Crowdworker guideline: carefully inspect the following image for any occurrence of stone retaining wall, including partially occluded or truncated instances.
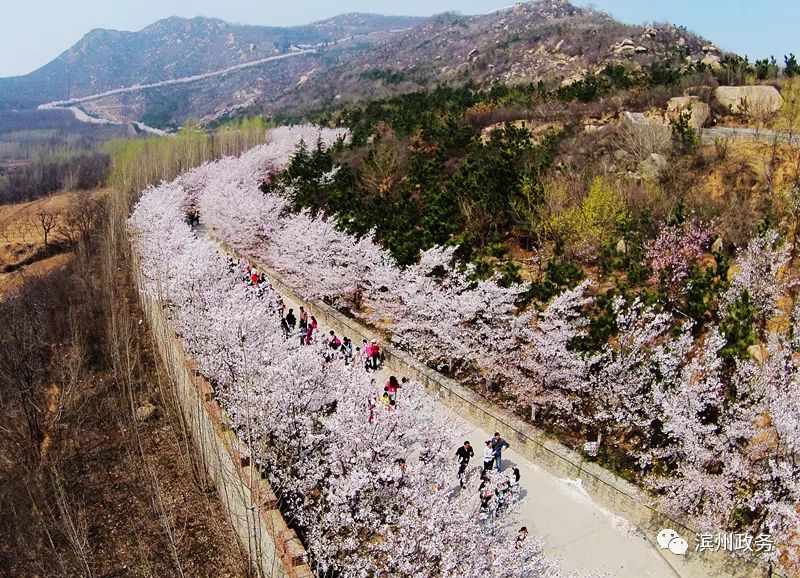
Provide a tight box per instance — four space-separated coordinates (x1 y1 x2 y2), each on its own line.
133 252 312 578
231 239 780 578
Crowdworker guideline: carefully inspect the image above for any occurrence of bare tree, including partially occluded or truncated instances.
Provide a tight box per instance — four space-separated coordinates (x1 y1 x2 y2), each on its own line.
37 209 58 251
59 196 105 248
611 121 671 162
777 83 800 186
741 94 775 141
50 467 93 577
0 289 48 449
510 173 544 250
458 198 495 248
359 144 401 196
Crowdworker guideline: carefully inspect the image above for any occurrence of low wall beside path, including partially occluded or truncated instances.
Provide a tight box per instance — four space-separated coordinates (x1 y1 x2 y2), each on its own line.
216 233 782 578
132 249 313 578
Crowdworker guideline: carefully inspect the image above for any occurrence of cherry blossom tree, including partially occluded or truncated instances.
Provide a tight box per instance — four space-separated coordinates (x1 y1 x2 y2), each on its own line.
721 229 789 327
646 218 711 289
129 174 592 577
131 125 800 574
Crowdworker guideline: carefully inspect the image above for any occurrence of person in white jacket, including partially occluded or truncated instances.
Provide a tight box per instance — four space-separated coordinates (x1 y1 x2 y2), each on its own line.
483 440 495 472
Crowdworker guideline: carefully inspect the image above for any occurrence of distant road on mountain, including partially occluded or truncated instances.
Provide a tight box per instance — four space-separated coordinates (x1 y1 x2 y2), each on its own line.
1 1 716 129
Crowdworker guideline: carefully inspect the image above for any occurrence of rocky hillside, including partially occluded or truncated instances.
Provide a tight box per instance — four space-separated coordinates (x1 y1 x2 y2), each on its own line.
0 1 717 126
269 1 717 115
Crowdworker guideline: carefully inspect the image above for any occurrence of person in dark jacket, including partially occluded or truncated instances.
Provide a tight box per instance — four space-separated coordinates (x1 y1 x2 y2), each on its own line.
285 308 296 330
492 431 510 471
455 441 474 488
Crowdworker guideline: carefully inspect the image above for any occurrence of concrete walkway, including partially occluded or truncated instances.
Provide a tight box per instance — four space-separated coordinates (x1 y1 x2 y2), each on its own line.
452 423 677 577
205 231 681 578
623 110 800 147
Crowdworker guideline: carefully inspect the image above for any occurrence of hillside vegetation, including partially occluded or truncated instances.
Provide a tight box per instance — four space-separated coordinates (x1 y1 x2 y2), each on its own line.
258 59 800 574
4 1 800 575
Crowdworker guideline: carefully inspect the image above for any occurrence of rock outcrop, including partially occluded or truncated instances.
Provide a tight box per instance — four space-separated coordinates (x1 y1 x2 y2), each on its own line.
714 85 784 115
701 54 722 70
667 95 710 130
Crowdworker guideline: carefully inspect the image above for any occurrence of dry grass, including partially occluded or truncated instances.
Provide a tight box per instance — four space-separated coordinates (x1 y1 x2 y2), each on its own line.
0 253 72 296
0 189 108 296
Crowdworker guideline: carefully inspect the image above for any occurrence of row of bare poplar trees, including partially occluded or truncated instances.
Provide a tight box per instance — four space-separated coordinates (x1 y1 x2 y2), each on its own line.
0 120 271 576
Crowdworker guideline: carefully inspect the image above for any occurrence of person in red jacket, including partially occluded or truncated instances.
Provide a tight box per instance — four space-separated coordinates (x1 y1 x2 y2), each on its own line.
363 339 373 371
384 375 400 406
369 339 381 370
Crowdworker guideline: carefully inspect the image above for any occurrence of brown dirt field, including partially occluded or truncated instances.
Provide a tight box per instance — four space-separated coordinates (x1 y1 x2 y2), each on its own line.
0 189 104 232
0 192 250 576
0 252 72 295
0 367 251 578
60 369 251 577
0 190 107 297
0 188 106 245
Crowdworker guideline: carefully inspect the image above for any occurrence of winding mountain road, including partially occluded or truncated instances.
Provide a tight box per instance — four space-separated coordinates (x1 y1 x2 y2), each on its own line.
37 49 317 111
35 24 414 125
623 111 800 146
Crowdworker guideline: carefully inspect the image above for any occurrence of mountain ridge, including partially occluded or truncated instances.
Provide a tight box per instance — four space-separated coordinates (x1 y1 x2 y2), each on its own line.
0 1 716 127
0 13 424 110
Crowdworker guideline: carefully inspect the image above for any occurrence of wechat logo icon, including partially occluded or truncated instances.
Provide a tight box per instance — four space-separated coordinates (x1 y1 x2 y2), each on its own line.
657 528 689 556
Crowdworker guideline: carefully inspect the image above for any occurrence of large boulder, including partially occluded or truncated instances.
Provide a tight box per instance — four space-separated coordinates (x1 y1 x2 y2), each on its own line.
639 153 668 181
667 96 710 130
714 85 784 115
612 43 636 56
701 54 722 70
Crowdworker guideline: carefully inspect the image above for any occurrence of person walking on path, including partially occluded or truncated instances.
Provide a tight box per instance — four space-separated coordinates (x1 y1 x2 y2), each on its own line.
492 432 509 471
515 526 528 549
341 336 353 365
276 297 285 318
455 441 474 488
363 339 373 371
299 306 308 329
285 308 296 331
328 331 341 349
483 440 495 472
369 339 381 370
384 376 400 406
510 467 521 494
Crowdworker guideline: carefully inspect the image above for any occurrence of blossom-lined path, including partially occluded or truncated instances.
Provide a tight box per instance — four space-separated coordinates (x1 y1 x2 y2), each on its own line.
200 225 681 578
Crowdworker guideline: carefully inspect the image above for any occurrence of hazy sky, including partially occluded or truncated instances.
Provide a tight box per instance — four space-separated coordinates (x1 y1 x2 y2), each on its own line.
0 0 797 77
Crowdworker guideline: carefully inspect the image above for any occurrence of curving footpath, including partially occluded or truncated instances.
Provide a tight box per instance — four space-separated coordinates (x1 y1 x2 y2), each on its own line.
202 224 778 578
623 111 800 147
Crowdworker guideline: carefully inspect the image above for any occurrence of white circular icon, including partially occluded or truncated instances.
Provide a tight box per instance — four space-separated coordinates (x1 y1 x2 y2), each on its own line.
657 528 688 556
669 537 689 555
